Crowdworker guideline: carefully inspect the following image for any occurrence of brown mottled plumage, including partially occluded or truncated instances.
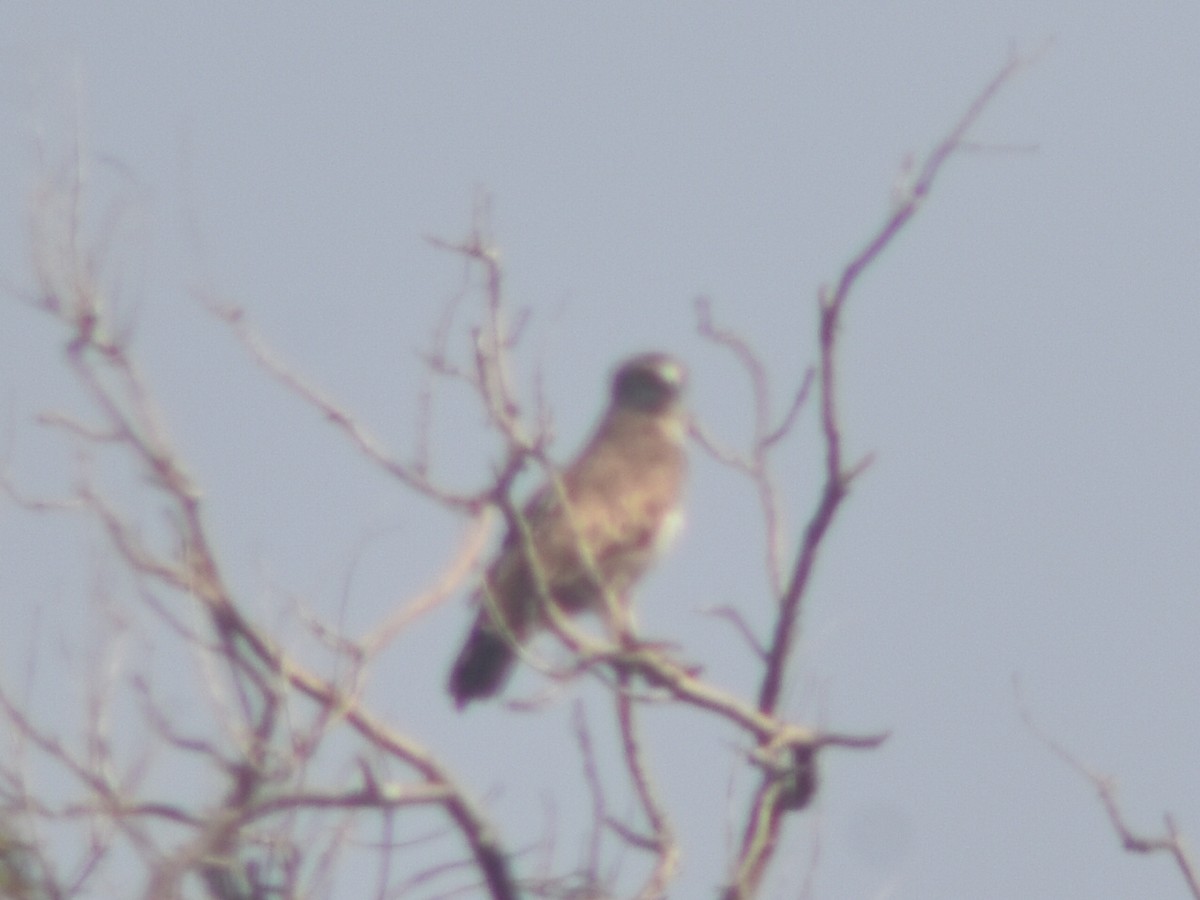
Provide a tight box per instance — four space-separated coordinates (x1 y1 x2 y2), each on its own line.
448 353 688 708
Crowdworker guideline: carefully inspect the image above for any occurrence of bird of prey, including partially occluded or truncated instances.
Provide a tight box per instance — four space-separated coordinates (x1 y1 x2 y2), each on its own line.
448 352 688 708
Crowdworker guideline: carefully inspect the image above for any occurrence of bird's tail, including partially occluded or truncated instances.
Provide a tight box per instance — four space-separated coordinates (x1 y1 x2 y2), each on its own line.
448 614 520 709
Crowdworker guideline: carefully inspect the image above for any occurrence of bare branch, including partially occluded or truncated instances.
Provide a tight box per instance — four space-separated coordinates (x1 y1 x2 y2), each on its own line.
692 296 814 596
1017 680 1200 899
360 510 492 657
701 605 768 661
570 702 610 883
13 172 524 900
209 299 486 512
757 44 1041 718
614 675 678 898
727 48 1041 899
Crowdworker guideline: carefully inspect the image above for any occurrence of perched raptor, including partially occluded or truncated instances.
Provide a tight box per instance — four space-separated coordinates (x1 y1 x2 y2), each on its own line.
448 352 688 708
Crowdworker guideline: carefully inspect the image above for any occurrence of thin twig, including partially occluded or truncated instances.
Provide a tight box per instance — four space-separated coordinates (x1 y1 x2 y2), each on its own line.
614 674 678 898
1016 679 1200 899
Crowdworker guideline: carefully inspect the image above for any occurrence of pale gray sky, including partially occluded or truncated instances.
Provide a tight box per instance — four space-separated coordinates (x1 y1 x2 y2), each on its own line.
1 5 1198 898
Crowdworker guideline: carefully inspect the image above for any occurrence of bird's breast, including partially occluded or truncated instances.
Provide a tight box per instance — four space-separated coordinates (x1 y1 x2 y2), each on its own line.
653 507 684 555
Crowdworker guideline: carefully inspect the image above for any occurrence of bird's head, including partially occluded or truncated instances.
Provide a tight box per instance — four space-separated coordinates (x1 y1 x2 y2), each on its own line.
611 353 687 415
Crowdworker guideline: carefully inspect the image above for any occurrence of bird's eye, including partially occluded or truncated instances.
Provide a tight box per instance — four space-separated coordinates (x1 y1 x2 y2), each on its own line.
615 367 677 411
